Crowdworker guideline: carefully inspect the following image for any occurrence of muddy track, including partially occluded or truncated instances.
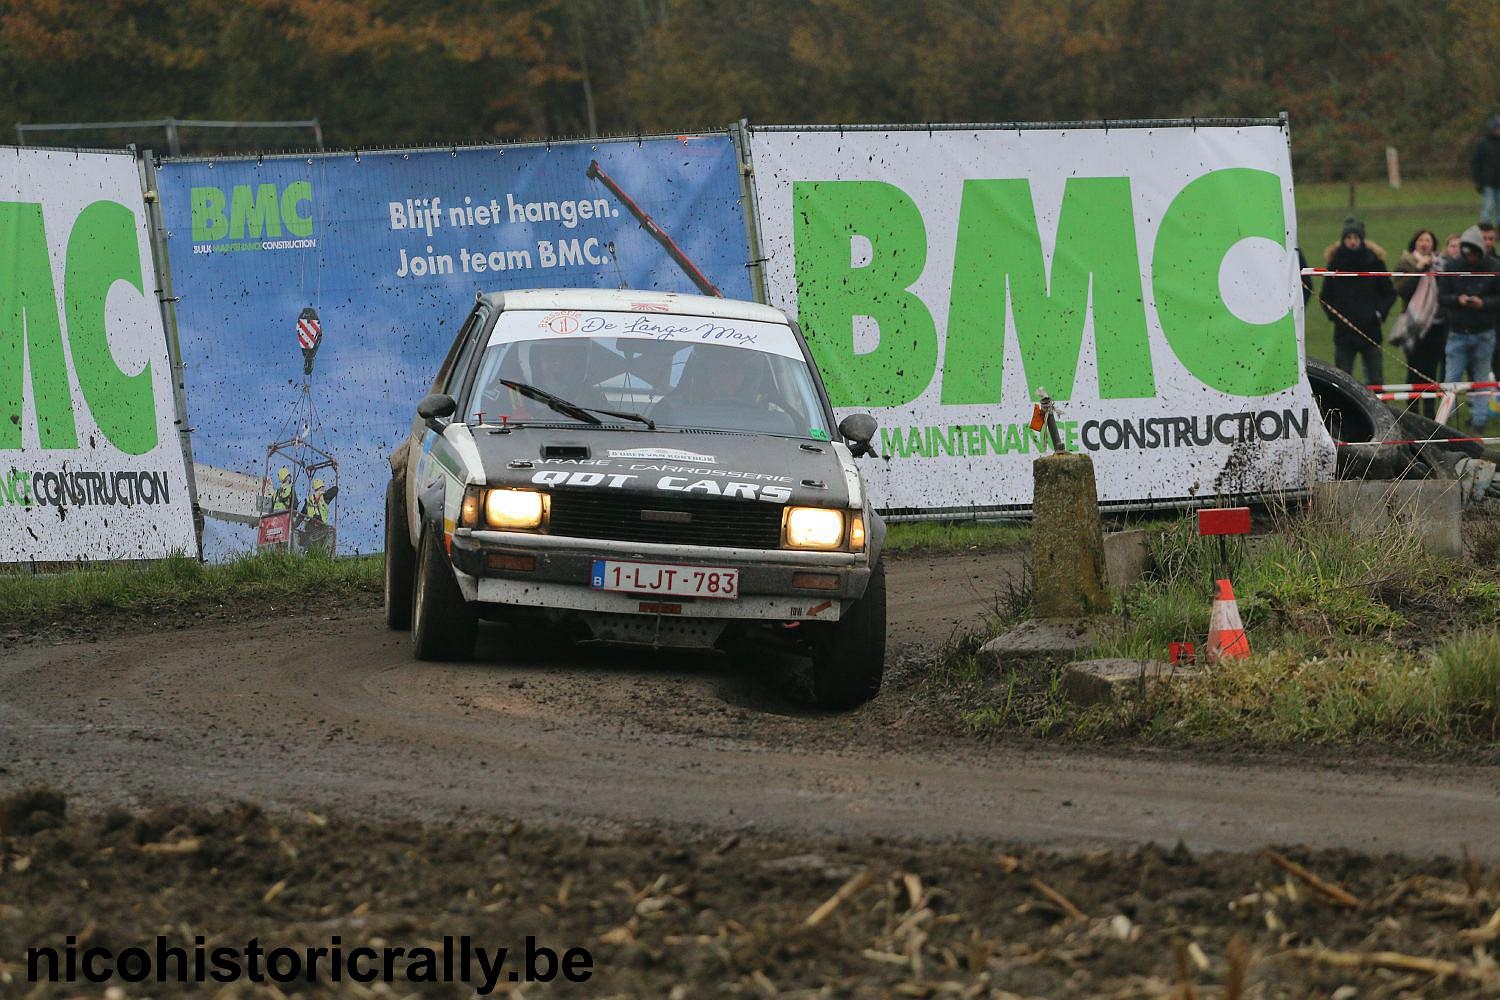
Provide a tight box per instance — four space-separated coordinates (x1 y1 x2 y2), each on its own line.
2 549 1497 858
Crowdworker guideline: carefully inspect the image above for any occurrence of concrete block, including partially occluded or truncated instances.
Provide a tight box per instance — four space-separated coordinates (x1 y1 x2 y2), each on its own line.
1311 480 1463 558
978 618 1105 668
1104 529 1151 591
1060 658 1188 706
1032 453 1109 617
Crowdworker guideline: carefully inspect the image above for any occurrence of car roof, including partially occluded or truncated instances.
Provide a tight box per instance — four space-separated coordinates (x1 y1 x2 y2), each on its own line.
481 288 790 325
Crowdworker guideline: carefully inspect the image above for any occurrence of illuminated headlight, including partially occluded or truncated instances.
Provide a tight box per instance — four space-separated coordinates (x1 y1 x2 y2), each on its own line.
484 488 547 530
784 507 845 550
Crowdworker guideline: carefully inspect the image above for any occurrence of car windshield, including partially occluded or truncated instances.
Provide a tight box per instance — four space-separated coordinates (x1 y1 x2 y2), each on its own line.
464 309 833 440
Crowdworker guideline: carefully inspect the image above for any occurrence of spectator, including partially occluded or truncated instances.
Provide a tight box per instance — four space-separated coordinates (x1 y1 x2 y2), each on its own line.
1391 229 1446 417
1476 115 1500 226
1483 224 1500 404
1323 234 1386 265
1436 225 1498 436
1320 217 1397 385
1443 232 1463 262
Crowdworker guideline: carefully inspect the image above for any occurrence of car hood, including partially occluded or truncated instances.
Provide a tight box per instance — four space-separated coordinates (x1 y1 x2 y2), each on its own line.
468 426 854 509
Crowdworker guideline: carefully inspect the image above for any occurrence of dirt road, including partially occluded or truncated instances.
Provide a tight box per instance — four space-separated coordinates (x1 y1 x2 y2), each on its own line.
2 549 1497 858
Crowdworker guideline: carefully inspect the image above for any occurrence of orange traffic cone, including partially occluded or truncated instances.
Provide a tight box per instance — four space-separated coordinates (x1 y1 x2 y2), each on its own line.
1207 578 1250 662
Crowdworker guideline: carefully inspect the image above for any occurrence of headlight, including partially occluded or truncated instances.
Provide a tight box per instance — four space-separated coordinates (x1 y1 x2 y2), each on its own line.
784 507 845 550
484 488 547 530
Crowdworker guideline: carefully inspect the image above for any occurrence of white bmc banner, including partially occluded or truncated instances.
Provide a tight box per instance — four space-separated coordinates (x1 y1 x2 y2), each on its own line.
1 148 197 560
748 124 1336 512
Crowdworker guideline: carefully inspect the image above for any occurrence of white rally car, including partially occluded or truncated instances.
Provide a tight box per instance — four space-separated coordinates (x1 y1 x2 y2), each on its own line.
384 289 887 708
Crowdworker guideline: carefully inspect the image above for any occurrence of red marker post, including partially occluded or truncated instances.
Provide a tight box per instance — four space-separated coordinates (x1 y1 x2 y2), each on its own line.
1196 507 1253 663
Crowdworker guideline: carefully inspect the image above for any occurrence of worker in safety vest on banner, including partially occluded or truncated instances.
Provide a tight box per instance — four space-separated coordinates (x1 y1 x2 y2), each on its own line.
269 467 296 513
297 478 338 551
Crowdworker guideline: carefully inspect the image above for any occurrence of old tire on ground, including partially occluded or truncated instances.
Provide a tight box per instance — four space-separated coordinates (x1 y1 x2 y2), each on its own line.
411 525 477 661
1305 358 1414 479
384 478 415 630
805 560 887 710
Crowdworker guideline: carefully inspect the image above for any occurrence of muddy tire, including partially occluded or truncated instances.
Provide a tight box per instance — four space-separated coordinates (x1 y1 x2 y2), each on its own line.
411 525 477 661
384 479 415 630
805 561 886 710
1306 358 1398 444
1305 359 1417 478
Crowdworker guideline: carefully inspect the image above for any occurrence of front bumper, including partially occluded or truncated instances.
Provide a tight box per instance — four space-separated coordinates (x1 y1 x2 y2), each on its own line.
449 528 869 623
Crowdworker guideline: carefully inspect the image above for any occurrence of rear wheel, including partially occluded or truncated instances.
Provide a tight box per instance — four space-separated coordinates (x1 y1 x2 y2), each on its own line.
384 478 414 630
804 561 886 710
411 524 477 661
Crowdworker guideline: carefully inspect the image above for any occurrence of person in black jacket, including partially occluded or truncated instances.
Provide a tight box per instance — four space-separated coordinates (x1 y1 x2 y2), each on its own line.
1437 225 1499 434
1319 217 1397 385
1474 115 1500 226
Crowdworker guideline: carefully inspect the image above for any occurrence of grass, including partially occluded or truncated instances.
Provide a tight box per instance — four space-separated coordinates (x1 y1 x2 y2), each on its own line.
1130 629 1500 745
1096 509 1497 660
944 506 1500 747
883 519 1030 553
1296 178 1483 415
0 550 381 631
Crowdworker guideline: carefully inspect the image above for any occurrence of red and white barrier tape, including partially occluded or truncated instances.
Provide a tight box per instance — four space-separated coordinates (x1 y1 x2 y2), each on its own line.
1304 268 1499 278
1367 381 1499 393
1336 436 1500 447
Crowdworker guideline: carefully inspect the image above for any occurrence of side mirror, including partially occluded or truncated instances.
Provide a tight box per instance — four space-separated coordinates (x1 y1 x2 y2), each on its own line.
418 393 457 430
838 413 878 457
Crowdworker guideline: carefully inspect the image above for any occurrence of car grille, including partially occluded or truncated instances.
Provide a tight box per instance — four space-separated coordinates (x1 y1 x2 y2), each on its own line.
547 490 783 549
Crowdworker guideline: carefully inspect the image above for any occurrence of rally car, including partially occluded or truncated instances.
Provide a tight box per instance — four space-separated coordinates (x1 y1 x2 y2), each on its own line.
384 289 887 708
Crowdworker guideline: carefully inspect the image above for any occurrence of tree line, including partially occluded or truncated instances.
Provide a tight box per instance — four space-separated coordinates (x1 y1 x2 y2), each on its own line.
2 0 1494 179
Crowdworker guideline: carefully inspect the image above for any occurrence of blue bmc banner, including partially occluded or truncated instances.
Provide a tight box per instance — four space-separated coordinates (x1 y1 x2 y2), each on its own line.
158 135 752 558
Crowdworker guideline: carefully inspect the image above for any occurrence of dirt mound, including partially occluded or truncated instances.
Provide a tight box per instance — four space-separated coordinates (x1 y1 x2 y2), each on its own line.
0 786 66 836
3 803 1497 997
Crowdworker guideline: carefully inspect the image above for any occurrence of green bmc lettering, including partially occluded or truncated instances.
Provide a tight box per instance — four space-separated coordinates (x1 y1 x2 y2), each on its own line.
793 169 1296 407
191 180 313 241
792 182 938 407
1 200 158 455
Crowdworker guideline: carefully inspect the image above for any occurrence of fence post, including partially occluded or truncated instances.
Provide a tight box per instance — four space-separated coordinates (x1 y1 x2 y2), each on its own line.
730 119 769 305
136 149 204 556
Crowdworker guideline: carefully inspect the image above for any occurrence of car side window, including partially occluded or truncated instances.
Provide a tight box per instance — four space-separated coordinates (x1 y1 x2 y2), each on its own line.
444 311 491 404
431 308 486 394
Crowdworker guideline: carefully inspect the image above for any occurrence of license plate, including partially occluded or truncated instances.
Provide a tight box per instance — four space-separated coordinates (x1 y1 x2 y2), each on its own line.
590 559 739 599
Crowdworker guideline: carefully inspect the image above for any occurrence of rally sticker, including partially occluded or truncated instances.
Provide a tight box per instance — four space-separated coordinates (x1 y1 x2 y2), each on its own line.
538 310 581 335
607 448 717 463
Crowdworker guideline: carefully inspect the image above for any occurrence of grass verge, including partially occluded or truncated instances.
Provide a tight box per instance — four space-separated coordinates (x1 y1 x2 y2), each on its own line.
0 550 381 633
943 506 1500 748
883 519 1030 554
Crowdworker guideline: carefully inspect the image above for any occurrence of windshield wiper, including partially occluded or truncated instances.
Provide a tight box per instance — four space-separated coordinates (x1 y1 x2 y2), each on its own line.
498 379 655 429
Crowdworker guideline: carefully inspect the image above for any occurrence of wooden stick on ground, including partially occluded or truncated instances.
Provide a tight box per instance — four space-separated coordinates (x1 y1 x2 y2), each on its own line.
1262 850 1361 908
1288 947 1475 980
1459 906 1500 944
1224 934 1250 1000
804 869 876 928
1171 938 1199 1000
1030 877 1087 923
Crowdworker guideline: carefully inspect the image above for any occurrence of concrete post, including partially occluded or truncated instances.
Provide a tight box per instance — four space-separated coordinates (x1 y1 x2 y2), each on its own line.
1031 453 1110 617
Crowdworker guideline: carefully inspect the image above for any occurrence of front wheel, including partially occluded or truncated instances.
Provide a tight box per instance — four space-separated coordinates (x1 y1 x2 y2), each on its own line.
384 478 414 630
411 524 477 661
804 561 886 710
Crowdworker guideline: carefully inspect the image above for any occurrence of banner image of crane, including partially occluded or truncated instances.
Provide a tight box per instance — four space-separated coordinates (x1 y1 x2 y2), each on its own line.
156 133 750 559
255 306 339 554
